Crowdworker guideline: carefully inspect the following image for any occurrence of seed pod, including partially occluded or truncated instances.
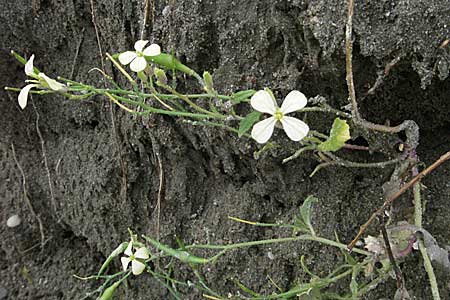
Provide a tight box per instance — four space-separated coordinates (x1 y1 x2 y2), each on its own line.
144 236 209 264
98 281 120 300
97 242 128 277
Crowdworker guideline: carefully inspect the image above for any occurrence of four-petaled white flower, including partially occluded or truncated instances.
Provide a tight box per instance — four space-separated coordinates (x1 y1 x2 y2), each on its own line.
118 40 161 73
251 90 310 143
18 54 67 109
120 241 149 275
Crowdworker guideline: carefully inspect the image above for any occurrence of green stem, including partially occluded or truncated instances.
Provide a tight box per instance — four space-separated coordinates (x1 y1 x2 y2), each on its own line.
104 93 218 119
158 83 225 118
186 235 371 257
298 107 351 118
413 167 440 300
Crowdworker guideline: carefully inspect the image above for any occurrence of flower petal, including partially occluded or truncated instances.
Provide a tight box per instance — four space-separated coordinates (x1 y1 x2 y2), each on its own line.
124 242 133 256
121 257 131 271
38 73 66 91
143 44 161 56
130 56 147 72
134 247 149 259
118 51 137 65
25 54 35 76
131 260 146 275
280 116 309 141
250 90 276 114
280 90 307 114
18 84 37 109
251 117 277 144
134 40 149 52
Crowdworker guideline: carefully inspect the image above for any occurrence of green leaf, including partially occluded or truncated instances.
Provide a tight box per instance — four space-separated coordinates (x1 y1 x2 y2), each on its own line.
300 196 318 236
238 111 261 137
317 118 350 152
231 90 256 104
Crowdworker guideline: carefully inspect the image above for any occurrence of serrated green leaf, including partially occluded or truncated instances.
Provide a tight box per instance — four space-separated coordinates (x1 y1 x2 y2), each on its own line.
300 196 318 236
317 118 350 152
238 111 261 137
231 89 256 104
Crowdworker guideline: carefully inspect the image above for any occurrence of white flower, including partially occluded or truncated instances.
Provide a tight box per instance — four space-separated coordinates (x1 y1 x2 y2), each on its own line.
250 90 310 143
118 40 161 72
18 55 67 109
120 242 149 275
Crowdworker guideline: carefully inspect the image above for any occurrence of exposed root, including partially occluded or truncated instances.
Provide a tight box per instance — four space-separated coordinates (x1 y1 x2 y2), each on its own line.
11 143 46 250
32 102 58 218
345 0 419 150
90 0 128 204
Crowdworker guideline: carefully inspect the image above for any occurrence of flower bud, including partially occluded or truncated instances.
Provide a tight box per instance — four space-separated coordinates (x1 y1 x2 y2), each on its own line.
203 71 214 93
154 68 168 86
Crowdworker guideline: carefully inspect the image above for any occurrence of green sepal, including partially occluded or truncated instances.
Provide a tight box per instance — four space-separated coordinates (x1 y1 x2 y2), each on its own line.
317 118 350 152
99 281 121 300
97 242 128 277
238 111 261 137
231 90 256 104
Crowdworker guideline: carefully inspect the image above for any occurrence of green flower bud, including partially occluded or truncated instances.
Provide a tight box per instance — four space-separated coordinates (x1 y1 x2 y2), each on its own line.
203 71 214 93
154 68 168 86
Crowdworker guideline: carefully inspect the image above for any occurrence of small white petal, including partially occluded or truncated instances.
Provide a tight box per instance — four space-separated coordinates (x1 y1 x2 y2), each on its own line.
131 260 146 275
134 40 149 52
24 54 35 76
118 51 137 65
18 84 37 109
280 90 307 114
121 257 131 271
130 56 147 72
124 242 133 256
250 90 276 114
143 44 161 56
6 214 21 228
134 247 149 259
38 73 66 91
251 117 277 144
280 116 309 141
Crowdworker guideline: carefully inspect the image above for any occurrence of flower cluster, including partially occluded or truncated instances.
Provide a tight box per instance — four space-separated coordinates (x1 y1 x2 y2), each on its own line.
18 55 67 109
250 89 309 143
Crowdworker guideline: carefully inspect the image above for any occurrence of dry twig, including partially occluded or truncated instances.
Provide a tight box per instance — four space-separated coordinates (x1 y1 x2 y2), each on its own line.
348 150 450 250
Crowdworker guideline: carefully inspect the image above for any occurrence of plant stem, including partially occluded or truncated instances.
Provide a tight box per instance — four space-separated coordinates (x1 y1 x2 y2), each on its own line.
413 166 441 300
187 234 371 257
